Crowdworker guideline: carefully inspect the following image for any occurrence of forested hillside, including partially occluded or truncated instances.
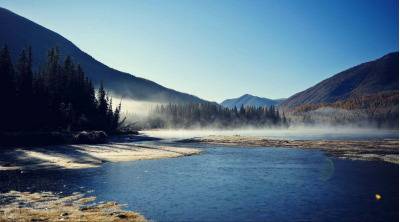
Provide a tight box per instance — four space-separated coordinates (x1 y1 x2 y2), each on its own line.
281 52 398 108
280 52 399 128
0 7 207 104
289 91 398 127
0 46 121 133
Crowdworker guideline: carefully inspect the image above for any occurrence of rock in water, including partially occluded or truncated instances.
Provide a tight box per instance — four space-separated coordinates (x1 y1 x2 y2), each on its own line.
74 131 108 144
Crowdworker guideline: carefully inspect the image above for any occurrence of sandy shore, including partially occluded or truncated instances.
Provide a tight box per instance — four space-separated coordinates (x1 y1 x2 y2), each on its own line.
0 142 200 171
0 191 147 222
179 135 399 164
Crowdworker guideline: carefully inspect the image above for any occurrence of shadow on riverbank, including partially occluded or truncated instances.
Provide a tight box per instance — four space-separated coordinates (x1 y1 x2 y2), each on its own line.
0 134 200 171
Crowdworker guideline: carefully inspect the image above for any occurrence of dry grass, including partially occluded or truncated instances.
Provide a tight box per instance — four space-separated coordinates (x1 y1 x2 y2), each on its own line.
0 191 147 222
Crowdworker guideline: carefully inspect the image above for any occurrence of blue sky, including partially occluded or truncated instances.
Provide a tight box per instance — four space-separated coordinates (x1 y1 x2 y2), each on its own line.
1 0 398 102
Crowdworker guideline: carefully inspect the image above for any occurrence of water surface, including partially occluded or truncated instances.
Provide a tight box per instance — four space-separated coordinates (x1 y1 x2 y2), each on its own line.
0 143 397 222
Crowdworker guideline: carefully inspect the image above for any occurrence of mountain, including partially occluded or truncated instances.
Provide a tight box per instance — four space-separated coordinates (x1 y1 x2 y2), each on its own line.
221 94 284 108
280 52 399 109
0 7 207 104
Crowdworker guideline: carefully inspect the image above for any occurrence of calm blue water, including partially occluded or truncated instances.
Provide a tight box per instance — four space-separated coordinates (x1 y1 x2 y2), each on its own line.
0 144 398 222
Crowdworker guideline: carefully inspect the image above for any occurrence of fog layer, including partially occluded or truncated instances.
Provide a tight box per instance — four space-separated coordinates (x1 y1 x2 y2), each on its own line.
142 126 399 141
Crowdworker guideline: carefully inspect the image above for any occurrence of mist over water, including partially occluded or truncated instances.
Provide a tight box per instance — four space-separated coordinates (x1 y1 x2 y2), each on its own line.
142 126 399 141
107 95 159 117
119 99 161 117
114 98 398 141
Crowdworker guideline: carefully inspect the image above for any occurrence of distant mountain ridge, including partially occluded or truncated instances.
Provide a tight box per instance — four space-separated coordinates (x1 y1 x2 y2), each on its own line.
280 52 399 109
221 94 284 108
0 7 207 104
279 52 399 128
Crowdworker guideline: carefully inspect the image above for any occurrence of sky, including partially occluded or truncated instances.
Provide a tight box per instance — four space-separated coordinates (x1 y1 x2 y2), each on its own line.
1 0 398 102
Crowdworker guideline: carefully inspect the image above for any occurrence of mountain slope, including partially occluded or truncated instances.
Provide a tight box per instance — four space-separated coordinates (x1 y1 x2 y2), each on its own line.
221 94 284 108
0 7 207 104
280 52 399 109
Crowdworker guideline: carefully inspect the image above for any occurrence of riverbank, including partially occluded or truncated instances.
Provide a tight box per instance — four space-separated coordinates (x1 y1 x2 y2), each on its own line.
179 135 399 164
0 191 147 222
0 136 200 221
0 140 200 171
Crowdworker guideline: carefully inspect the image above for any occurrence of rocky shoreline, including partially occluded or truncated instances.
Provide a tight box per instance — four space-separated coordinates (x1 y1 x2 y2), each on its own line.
179 135 399 164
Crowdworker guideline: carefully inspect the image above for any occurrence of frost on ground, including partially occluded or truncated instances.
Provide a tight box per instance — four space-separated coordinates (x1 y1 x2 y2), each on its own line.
0 191 146 222
0 143 200 171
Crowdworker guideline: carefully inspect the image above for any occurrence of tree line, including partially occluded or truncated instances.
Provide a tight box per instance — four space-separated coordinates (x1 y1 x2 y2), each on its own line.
145 103 288 129
290 91 398 128
0 46 122 133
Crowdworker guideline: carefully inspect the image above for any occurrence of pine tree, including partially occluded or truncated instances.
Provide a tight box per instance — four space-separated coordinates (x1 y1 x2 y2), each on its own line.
0 45 15 131
96 81 110 130
113 101 123 130
0 46 123 134
15 48 34 130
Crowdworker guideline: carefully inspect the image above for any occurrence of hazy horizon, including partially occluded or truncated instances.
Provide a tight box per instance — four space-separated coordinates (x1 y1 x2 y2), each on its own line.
1 0 398 102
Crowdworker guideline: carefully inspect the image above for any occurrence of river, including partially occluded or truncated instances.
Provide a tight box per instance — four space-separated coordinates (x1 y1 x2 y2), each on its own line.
0 134 398 222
